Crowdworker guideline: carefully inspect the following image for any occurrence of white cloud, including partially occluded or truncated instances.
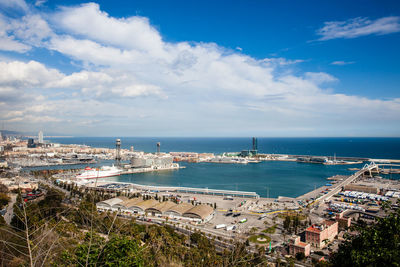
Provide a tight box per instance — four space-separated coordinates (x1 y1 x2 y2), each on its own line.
0 15 31 52
262 57 304 66
54 3 166 56
0 0 28 12
304 72 337 85
10 14 52 46
0 35 30 52
0 1 399 136
317 16 400 40
331 61 355 66
0 60 63 88
35 0 46 7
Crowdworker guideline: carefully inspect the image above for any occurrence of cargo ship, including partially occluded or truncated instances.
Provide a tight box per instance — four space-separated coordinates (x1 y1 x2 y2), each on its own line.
76 165 121 179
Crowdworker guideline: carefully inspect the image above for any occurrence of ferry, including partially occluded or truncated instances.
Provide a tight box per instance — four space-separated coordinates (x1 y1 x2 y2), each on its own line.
76 165 121 179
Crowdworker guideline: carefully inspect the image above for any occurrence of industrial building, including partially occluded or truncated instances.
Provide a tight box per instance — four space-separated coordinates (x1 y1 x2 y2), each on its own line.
146 201 177 216
130 154 174 169
96 196 129 212
96 197 214 223
182 204 215 222
343 184 380 194
164 202 194 218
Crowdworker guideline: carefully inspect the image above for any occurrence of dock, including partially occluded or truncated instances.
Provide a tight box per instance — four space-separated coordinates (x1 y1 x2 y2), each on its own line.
120 165 183 175
87 181 260 199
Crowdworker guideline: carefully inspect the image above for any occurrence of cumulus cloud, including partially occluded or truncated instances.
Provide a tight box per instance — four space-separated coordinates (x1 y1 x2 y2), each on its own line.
0 60 63 88
54 3 166 56
317 16 400 40
0 15 31 52
10 14 52 46
0 1 399 136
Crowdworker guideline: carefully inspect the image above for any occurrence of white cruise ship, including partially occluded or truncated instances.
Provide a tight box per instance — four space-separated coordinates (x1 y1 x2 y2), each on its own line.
76 165 121 179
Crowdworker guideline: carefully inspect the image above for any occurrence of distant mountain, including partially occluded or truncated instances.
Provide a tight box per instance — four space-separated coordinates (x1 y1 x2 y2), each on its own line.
0 130 22 136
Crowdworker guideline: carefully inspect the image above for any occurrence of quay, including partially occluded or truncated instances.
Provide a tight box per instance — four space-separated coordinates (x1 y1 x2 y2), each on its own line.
309 161 386 205
86 181 260 199
120 165 183 175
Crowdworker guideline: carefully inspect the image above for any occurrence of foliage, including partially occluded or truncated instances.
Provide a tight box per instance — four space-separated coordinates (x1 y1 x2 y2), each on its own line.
248 234 271 244
2 182 270 266
330 208 400 267
61 233 144 266
295 252 305 261
11 188 65 231
283 216 291 232
0 183 8 193
0 192 10 208
262 224 277 234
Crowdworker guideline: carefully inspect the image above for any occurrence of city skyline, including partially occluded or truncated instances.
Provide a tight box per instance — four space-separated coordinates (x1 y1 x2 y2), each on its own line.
0 0 400 137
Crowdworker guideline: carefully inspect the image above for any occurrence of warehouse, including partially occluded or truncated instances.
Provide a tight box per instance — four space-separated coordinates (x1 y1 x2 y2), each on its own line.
165 203 194 218
96 196 128 212
182 204 214 222
129 199 159 214
145 201 177 216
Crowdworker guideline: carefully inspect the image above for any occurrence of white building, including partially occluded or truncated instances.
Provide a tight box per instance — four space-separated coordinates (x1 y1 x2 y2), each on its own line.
38 131 43 143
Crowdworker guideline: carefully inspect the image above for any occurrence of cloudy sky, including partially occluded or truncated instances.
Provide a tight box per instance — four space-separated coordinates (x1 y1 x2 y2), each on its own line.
0 0 400 137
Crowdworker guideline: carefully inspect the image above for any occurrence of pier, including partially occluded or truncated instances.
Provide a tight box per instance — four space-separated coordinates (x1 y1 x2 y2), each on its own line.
311 161 387 205
87 181 260 199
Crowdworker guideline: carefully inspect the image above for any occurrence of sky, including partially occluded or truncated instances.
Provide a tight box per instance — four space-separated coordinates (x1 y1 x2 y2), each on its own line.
0 0 400 137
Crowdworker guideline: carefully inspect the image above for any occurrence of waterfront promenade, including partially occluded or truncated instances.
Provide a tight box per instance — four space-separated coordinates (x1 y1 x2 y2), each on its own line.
87 181 260 198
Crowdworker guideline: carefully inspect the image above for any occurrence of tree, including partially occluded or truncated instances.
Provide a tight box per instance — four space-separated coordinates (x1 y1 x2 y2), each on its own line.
0 192 10 208
331 208 400 266
283 215 291 233
249 227 258 235
293 215 300 234
0 183 8 193
295 252 305 261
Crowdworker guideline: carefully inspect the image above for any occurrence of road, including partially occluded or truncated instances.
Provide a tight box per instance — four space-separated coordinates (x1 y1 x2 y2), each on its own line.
312 168 365 205
4 194 17 225
38 178 71 196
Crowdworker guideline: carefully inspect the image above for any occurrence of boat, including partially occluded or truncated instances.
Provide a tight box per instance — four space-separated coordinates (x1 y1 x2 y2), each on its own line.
76 165 121 179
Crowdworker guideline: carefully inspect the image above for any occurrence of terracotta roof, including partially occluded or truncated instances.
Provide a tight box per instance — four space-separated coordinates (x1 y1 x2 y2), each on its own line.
306 226 321 233
297 241 309 247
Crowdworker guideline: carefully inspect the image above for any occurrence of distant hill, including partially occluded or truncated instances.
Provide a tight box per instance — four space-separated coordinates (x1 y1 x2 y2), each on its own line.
0 130 22 136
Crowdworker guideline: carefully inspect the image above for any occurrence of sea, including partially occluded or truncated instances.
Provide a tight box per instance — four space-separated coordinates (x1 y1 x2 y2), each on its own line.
45 137 400 198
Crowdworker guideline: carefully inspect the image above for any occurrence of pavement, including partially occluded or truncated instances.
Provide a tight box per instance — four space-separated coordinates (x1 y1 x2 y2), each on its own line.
4 193 17 225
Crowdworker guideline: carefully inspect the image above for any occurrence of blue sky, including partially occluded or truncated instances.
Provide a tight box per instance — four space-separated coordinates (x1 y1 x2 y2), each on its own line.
0 0 400 136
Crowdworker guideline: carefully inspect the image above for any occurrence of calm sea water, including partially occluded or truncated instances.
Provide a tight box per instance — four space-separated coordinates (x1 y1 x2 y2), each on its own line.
47 137 400 198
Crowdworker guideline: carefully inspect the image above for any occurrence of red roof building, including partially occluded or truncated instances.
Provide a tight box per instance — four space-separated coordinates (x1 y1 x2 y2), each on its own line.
289 235 311 257
305 220 338 248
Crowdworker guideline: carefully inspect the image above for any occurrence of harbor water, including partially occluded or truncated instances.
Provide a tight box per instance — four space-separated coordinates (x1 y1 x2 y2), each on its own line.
47 137 400 198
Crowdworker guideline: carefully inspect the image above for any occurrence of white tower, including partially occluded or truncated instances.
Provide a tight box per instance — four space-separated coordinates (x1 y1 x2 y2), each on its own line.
115 139 121 166
38 131 43 143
